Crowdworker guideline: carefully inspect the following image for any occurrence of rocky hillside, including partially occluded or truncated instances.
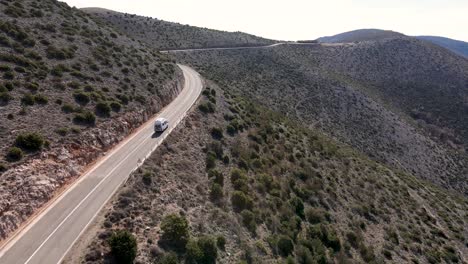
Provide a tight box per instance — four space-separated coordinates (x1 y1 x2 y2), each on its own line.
82 8 276 51
417 36 468 58
174 40 468 195
318 29 405 43
75 84 467 263
0 0 181 240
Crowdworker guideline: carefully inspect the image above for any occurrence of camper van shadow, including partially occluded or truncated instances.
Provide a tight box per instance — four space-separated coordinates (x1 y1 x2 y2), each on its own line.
151 131 164 138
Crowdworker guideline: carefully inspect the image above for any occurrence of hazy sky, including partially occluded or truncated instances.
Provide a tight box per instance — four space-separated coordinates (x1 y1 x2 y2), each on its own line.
63 0 468 42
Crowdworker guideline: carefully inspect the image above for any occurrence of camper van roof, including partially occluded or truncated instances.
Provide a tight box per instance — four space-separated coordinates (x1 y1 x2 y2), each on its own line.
156 117 166 123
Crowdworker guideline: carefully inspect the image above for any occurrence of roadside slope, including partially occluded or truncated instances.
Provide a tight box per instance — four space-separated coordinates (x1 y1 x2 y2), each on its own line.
0 0 181 241
78 82 467 263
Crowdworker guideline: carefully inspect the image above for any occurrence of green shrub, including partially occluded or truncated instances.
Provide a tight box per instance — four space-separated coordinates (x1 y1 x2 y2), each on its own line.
160 214 189 250
108 230 137 264
3 71 14 80
73 91 90 105
55 127 68 136
206 152 216 170
6 147 23 161
95 102 111 117
216 235 226 250
209 169 224 186
0 91 12 103
110 101 122 112
305 208 326 224
158 252 179 264
21 93 35 106
73 111 96 126
61 103 75 113
15 133 44 152
278 236 294 257
241 210 257 233
25 83 39 92
210 183 223 201
186 239 203 263
289 197 305 219
295 245 314 264
231 191 253 212
210 127 223 140
0 162 7 172
198 102 215 113
186 236 218 264
34 94 48 105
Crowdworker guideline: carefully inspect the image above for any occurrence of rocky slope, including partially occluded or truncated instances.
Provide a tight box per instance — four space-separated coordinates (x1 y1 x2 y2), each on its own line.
417 36 468 58
174 40 468 195
0 0 182 240
77 84 467 263
82 8 276 51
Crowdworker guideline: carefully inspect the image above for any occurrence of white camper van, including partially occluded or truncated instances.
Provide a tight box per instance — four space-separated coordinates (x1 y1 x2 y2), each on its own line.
154 118 169 132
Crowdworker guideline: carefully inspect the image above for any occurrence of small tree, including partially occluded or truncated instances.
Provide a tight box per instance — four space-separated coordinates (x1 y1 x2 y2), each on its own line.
186 236 218 264
210 183 223 201
6 147 23 161
231 191 253 212
160 214 189 250
95 101 111 117
108 230 137 264
277 236 294 257
15 133 44 152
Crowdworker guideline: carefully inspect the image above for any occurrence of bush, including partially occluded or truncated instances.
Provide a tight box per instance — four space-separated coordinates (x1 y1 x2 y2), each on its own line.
3 71 14 80
61 104 75 113
0 162 7 172
34 94 48 105
295 245 314 264
216 235 226 250
6 147 23 161
231 191 253 212
95 102 111 117
110 101 122 112
209 169 224 186
15 133 44 152
277 236 294 257
305 208 326 224
186 236 218 264
289 197 305 219
210 183 223 201
241 210 257 233
0 92 12 103
73 111 96 126
210 127 223 140
21 93 35 106
206 152 216 170
55 127 68 136
198 102 215 113
108 230 137 264
158 252 179 264
160 214 189 250
73 91 90 105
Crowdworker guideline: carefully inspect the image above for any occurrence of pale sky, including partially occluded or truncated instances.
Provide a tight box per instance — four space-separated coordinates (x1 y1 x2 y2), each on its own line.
62 0 468 42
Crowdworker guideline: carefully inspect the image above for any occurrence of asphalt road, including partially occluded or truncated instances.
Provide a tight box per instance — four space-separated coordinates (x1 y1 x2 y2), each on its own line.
160 42 318 53
0 64 203 264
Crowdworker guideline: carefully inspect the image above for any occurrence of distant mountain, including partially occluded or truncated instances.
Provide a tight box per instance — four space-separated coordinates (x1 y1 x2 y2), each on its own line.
417 36 468 58
82 8 275 50
318 29 405 43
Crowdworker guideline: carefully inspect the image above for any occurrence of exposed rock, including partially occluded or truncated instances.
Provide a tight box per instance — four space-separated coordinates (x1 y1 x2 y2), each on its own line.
0 74 183 241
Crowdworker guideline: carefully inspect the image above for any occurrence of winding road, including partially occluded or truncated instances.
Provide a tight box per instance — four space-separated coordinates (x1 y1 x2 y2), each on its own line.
0 65 203 264
0 42 319 264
